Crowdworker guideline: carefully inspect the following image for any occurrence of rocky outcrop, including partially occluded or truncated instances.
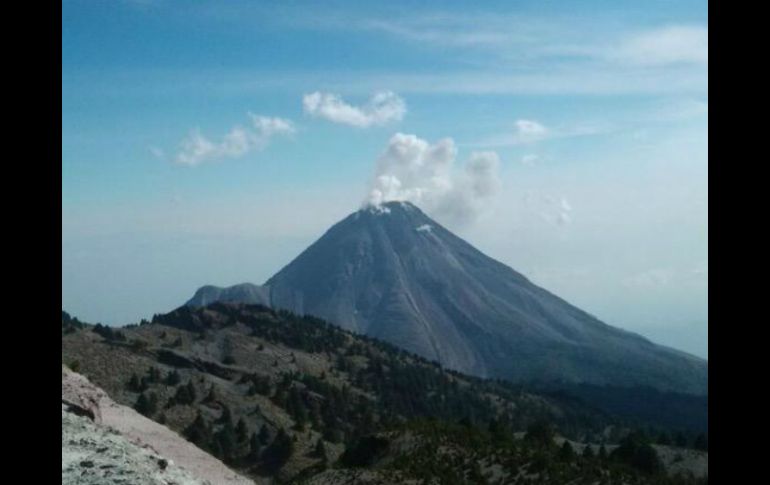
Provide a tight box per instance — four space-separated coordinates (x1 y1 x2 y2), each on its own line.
62 405 208 485
61 365 256 485
187 283 270 308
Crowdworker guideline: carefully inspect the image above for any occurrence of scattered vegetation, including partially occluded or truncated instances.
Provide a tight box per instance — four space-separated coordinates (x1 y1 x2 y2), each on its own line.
63 304 708 484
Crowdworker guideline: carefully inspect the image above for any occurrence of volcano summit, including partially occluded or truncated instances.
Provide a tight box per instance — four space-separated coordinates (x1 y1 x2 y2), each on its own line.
188 201 707 395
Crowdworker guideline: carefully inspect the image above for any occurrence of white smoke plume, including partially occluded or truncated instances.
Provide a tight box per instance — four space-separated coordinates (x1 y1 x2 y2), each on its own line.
366 133 502 224
303 91 406 128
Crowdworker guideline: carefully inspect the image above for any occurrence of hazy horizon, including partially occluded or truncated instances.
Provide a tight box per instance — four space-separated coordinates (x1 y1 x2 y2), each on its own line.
62 0 707 358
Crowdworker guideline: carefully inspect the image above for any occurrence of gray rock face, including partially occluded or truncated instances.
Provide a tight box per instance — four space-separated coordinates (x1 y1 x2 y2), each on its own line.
61 366 256 485
187 201 707 395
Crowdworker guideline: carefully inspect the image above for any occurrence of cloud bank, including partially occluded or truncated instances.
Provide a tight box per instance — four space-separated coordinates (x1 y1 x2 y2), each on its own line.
303 91 406 127
366 133 501 224
175 114 294 166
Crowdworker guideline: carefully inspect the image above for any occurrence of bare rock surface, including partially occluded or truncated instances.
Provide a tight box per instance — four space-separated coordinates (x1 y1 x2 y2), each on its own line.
62 405 207 485
62 365 257 485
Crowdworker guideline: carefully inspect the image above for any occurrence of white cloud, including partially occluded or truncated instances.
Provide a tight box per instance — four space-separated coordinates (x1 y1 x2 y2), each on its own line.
360 15 707 69
149 146 166 160
366 133 501 224
362 17 513 47
303 91 406 127
473 119 609 148
175 114 294 166
249 114 296 140
512 119 549 144
622 268 674 288
521 154 539 166
609 26 708 67
522 191 574 228
176 130 217 166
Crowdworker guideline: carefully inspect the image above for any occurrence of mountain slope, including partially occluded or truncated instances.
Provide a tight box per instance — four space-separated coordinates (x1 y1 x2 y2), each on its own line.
62 305 707 483
187 201 707 395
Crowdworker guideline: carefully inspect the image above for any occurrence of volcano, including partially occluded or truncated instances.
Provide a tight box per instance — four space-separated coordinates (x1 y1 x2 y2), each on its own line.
187 201 707 395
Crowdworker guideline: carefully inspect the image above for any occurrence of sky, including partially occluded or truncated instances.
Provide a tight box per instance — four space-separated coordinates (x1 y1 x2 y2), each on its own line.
62 0 708 358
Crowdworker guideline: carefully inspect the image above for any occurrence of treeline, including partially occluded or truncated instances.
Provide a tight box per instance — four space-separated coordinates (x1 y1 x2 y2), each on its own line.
342 419 707 484
61 310 84 333
537 382 708 447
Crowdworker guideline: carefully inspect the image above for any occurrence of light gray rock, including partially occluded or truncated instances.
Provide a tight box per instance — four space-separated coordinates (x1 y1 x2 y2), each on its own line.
61 366 257 485
62 407 208 485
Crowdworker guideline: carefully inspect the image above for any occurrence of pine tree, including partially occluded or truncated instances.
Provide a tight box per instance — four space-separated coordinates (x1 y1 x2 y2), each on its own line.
135 392 150 415
204 386 217 403
172 380 197 405
210 439 224 460
598 444 608 460
187 380 197 402
216 419 237 462
185 412 211 448
249 432 262 460
314 438 327 461
260 428 293 474
235 418 249 444
219 404 232 425
558 441 575 462
693 433 708 451
128 373 142 392
134 392 157 417
147 366 161 383
258 423 271 445
165 370 181 386
524 420 555 447
611 432 663 475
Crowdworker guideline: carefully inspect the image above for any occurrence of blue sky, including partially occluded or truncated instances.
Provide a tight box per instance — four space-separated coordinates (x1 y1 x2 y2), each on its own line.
62 0 708 357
